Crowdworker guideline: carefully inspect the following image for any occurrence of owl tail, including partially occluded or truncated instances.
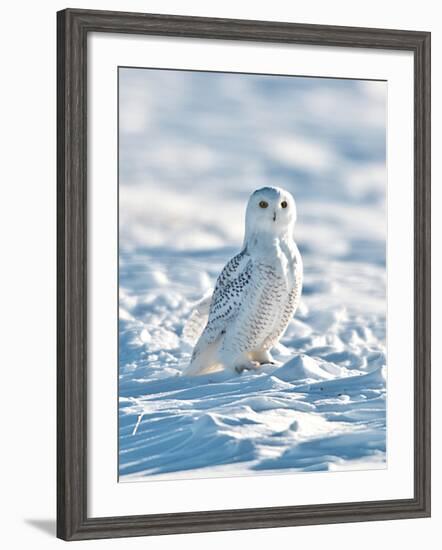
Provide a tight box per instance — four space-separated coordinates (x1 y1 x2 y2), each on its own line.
182 291 213 346
183 337 223 376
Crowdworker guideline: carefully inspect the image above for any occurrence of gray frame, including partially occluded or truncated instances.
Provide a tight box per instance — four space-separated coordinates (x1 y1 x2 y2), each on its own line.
57 8 431 541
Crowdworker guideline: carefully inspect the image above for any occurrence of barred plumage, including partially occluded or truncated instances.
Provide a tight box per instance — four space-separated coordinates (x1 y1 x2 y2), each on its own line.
184 186 303 376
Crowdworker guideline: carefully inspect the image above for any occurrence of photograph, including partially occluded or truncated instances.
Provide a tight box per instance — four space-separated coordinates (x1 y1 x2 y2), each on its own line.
118 67 387 482
0 0 434 543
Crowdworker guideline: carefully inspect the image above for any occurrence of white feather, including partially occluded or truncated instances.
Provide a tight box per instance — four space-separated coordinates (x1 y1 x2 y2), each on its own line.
183 186 303 376
182 291 213 345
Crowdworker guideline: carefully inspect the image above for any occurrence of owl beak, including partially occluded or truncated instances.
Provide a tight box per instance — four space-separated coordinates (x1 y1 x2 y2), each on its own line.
273 211 276 222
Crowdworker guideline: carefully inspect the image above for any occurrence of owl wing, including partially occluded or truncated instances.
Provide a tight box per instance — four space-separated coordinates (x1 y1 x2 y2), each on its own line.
190 249 253 360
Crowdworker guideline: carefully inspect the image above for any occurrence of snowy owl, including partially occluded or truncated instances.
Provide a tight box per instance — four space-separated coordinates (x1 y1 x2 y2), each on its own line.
183 186 303 376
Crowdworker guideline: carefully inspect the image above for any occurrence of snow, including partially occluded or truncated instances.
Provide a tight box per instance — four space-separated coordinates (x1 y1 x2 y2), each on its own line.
118 68 386 481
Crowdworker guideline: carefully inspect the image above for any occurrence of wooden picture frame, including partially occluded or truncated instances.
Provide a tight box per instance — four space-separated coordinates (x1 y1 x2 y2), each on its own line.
57 8 431 541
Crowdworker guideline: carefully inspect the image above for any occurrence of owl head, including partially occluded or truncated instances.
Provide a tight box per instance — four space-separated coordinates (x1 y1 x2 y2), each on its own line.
244 186 297 245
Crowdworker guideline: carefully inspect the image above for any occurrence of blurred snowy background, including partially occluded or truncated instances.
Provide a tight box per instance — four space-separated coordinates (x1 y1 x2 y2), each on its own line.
118 68 387 481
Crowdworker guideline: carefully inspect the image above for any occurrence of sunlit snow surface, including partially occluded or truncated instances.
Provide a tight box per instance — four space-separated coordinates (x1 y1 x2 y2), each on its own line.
118 69 387 481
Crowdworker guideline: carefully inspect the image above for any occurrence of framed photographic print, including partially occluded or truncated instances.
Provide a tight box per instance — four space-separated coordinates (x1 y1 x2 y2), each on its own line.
57 8 431 541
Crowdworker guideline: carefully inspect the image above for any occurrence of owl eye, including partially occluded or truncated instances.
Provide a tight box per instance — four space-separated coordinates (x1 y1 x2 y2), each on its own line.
281 201 288 209
259 201 269 209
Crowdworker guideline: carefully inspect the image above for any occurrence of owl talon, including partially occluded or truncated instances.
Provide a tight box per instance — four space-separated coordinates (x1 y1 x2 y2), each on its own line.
263 360 283 366
235 361 261 374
